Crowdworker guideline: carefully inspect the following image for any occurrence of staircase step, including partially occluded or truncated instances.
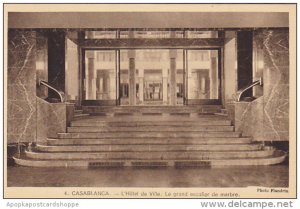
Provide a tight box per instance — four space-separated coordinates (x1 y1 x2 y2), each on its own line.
82 105 222 114
67 126 234 133
47 137 253 146
74 113 90 118
57 131 241 139
71 120 232 127
214 113 228 117
220 109 228 114
73 114 226 121
25 149 275 160
13 150 286 167
36 143 263 152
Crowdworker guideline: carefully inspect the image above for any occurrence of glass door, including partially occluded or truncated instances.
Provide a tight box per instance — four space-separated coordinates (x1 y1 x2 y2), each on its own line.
82 50 117 105
81 48 221 106
119 49 185 106
185 49 220 105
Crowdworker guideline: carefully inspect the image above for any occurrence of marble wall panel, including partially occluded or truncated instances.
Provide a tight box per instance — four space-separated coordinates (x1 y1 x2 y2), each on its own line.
7 30 37 143
262 30 289 141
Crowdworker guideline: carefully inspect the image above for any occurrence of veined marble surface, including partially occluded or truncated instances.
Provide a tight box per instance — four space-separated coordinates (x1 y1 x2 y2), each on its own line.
262 30 289 141
233 29 289 142
8 30 37 143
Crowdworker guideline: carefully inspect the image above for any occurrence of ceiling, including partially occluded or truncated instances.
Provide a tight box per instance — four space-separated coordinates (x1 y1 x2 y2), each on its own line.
8 12 289 29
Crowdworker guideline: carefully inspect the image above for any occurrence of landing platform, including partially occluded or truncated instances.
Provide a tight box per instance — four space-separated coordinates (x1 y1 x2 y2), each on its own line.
8 165 288 187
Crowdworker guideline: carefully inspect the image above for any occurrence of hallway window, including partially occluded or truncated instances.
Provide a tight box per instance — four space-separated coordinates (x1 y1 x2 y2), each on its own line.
186 31 218 38
84 29 220 39
85 31 117 39
134 31 170 38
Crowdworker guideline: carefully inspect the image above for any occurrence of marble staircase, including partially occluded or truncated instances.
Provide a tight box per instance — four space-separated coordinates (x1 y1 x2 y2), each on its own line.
14 105 287 168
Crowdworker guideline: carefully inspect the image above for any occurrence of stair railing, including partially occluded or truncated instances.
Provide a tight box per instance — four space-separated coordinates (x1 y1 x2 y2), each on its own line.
237 77 263 102
39 80 65 103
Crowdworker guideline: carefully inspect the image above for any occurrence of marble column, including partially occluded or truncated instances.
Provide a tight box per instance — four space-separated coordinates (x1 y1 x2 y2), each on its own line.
109 70 115 100
138 69 144 103
87 57 96 99
128 50 136 105
128 31 136 105
65 32 80 102
224 31 237 105
8 30 37 143
210 50 218 99
169 50 177 105
162 77 168 104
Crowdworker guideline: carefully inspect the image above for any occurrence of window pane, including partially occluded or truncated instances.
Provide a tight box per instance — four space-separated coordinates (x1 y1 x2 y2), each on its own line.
85 31 117 39
119 31 129 39
186 31 218 38
134 31 170 38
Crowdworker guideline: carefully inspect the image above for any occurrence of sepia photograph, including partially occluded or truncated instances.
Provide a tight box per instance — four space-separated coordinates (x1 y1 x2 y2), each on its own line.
3 3 296 199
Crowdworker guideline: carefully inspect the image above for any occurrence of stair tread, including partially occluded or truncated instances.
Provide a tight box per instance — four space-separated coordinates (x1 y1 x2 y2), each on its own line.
24 151 276 162
57 132 242 138
39 143 261 147
15 150 286 167
72 117 229 122
48 137 251 140
36 143 263 152
59 131 240 133
47 137 252 145
15 152 285 162
67 128 235 132
26 149 273 155
74 113 90 117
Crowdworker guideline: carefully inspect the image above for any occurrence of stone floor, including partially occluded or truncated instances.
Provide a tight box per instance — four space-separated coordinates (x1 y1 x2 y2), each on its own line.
7 164 288 187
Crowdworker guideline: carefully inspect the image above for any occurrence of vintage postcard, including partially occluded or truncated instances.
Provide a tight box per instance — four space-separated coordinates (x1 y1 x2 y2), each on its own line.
3 3 296 199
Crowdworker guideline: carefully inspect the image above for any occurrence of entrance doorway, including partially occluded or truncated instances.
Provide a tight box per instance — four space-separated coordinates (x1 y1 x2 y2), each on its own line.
186 49 220 104
143 70 163 103
81 49 220 106
119 49 184 106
